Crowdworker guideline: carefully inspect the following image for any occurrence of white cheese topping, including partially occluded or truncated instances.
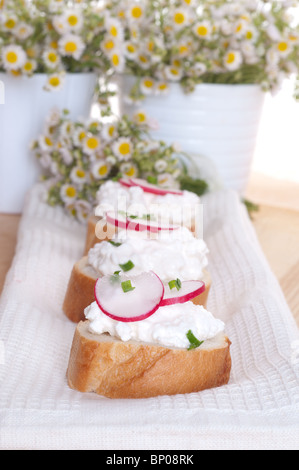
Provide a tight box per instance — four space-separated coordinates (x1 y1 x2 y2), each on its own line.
95 180 201 227
85 300 225 349
87 226 209 282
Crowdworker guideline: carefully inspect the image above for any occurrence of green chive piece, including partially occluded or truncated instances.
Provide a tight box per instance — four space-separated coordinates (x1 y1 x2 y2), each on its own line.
186 330 204 350
168 278 182 291
108 240 122 247
128 214 138 219
147 175 158 185
110 271 121 284
121 280 135 293
119 260 135 272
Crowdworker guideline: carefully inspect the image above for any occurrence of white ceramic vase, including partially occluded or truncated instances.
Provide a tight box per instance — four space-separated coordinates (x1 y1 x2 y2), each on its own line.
0 72 97 213
119 76 265 195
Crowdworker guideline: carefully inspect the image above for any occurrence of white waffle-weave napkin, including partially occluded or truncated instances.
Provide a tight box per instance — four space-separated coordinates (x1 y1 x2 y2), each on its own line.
0 183 298 450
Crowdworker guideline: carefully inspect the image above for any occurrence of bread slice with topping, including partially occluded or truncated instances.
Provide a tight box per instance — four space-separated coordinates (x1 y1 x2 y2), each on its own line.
67 321 231 399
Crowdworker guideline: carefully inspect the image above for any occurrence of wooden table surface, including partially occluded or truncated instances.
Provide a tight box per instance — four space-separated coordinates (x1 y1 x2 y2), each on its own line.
0 173 299 328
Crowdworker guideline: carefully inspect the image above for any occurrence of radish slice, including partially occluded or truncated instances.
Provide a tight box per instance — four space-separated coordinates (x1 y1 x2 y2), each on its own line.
106 211 128 230
118 178 134 188
129 178 183 196
94 272 165 322
106 211 180 233
160 280 206 306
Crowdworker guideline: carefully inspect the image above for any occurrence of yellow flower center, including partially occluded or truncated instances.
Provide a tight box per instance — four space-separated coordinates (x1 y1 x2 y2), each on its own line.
143 79 153 88
197 25 208 36
136 112 146 122
65 41 77 54
112 54 120 66
79 131 86 141
246 31 253 40
86 137 99 150
278 42 288 52
5 19 16 29
68 15 78 26
139 55 148 64
127 44 136 53
6 51 18 64
49 77 60 87
119 142 130 155
98 165 108 176
104 39 115 50
76 169 85 178
126 167 136 177
174 12 185 24
110 26 118 37
226 52 236 64
179 45 188 55
108 126 115 137
235 23 243 33
48 52 58 63
158 83 168 91
131 6 142 18
45 136 53 147
24 62 33 72
66 187 76 198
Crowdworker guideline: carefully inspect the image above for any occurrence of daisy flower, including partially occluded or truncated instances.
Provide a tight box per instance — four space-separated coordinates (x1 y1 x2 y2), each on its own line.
52 15 70 35
154 160 168 173
133 110 148 125
140 77 156 95
156 82 169 95
234 19 247 38
59 34 85 60
193 21 212 39
136 53 151 70
73 127 87 147
276 40 292 57
124 41 139 59
105 17 124 41
75 200 93 224
14 23 34 40
83 135 102 155
120 162 138 178
91 160 111 180
38 134 55 151
61 9 84 32
164 65 183 81
112 137 133 161
101 36 118 55
157 173 176 188
128 4 144 22
60 184 78 204
171 8 190 30
223 50 243 71
22 59 37 75
44 72 65 92
42 49 61 69
2 14 17 31
70 166 88 185
101 123 117 141
2 45 27 71
109 50 125 72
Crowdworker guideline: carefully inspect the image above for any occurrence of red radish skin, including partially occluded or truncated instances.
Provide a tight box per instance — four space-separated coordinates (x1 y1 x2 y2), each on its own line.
129 178 184 196
105 211 180 233
94 272 165 323
160 280 206 306
118 178 134 188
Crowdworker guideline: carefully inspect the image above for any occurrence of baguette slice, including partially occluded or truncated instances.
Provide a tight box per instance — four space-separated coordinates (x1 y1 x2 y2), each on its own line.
67 321 231 399
63 256 212 323
84 215 197 255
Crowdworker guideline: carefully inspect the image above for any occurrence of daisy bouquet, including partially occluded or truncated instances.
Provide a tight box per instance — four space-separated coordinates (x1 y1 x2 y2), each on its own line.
31 108 207 221
0 0 116 91
103 0 299 101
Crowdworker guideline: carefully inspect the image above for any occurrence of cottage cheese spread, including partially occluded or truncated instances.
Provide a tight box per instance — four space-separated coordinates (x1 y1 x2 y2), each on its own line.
87 226 209 282
95 181 201 227
85 300 225 349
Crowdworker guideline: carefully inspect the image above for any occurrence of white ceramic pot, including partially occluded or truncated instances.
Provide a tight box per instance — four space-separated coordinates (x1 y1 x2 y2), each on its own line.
119 76 265 195
0 72 97 213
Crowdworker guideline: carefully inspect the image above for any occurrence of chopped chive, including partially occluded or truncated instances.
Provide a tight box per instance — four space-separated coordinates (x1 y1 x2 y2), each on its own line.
168 278 182 291
186 330 204 350
119 260 135 272
147 175 158 185
110 271 121 284
108 240 122 247
128 214 139 219
121 280 135 293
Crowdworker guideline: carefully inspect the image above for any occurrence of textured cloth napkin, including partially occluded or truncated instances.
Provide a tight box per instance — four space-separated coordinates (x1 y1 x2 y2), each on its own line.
0 183 298 450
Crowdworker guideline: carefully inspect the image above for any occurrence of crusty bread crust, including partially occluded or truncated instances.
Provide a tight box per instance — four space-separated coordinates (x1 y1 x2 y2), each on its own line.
67 321 231 399
62 257 212 323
